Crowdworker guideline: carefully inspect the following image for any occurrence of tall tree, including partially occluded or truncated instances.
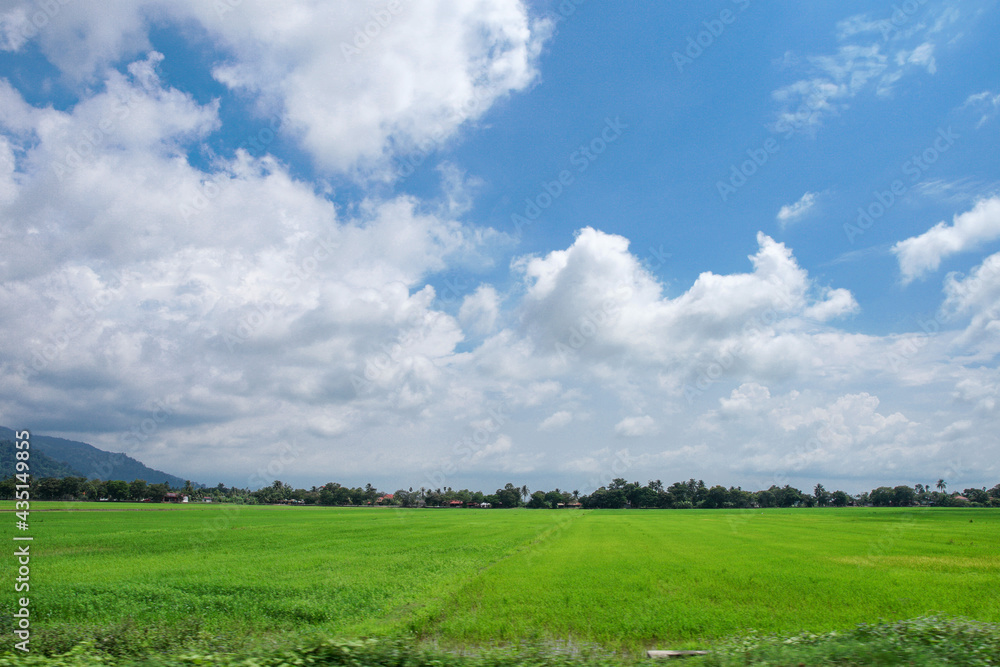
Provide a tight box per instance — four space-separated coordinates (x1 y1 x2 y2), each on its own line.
148 482 170 503
892 485 916 507
870 487 894 506
129 479 148 501
496 483 521 508
106 480 129 501
704 485 729 509
526 491 548 509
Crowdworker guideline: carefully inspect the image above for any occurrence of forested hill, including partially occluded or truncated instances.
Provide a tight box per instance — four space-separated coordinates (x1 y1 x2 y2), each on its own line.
0 426 193 487
0 439 84 478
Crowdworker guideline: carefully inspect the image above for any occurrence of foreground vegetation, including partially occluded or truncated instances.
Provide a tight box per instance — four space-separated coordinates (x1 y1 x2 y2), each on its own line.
4 504 998 660
4 616 1000 666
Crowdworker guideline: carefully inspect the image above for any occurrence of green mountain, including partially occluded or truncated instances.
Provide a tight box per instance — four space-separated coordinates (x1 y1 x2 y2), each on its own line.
0 439 85 478
0 426 194 487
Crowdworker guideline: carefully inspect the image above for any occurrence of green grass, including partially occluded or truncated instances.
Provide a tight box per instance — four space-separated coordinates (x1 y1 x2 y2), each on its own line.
425 509 1000 648
6 504 567 641
2 503 998 658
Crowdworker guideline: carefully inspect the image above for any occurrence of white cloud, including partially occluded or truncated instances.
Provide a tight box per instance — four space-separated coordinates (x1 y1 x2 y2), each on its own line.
539 410 572 431
943 252 1000 356
0 54 496 482
895 42 937 74
517 228 821 363
503 225 886 414
773 45 888 133
459 285 500 337
0 0 549 175
466 434 513 465
1 189 996 487
835 14 889 41
803 288 859 322
777 191 818 227
915 177 997 205
893 197 1000 283
702 386 924 479
1 1 150 78
614 415 657 437
963 90 1000 129
952 375 998 415
2 2 999 494
719 383 771 414
773 6 962 134
437 163 484 217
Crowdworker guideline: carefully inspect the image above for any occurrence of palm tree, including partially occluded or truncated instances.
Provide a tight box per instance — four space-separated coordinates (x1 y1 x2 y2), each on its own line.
936 479 947 492
520 484 529 503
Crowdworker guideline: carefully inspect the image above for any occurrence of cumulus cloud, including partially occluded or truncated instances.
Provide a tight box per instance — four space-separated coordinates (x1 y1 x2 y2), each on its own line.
943 252 1000 356
1 4 997 491
459 286 500 337
0 1 150 77
719 383 772 414
0 181 994 486
514 226 861 391
804 288 859 321
893 197 1000 283
0 0 549 175
0 51 499 481
701 385 924 479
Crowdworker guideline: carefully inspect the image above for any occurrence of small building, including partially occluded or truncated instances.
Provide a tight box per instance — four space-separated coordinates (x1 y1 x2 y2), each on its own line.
448 500 464 507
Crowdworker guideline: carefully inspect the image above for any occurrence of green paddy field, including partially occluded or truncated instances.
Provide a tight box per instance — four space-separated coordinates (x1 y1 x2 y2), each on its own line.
3 504 999 661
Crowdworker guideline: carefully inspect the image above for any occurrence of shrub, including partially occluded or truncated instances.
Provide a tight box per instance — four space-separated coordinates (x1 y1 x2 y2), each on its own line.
699 615 1000 667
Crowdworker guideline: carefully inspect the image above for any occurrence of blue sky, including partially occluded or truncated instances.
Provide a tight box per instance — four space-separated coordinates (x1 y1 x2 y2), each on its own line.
1 0 998 494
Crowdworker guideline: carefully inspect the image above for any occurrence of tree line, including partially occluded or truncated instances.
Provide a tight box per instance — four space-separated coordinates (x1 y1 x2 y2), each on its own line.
3 475 999 509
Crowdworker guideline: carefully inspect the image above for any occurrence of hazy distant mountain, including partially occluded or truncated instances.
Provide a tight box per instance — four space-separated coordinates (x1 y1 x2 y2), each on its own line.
0 426 194 488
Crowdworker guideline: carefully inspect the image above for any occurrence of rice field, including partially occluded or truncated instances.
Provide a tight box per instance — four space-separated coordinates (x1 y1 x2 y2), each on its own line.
4 504 999 654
